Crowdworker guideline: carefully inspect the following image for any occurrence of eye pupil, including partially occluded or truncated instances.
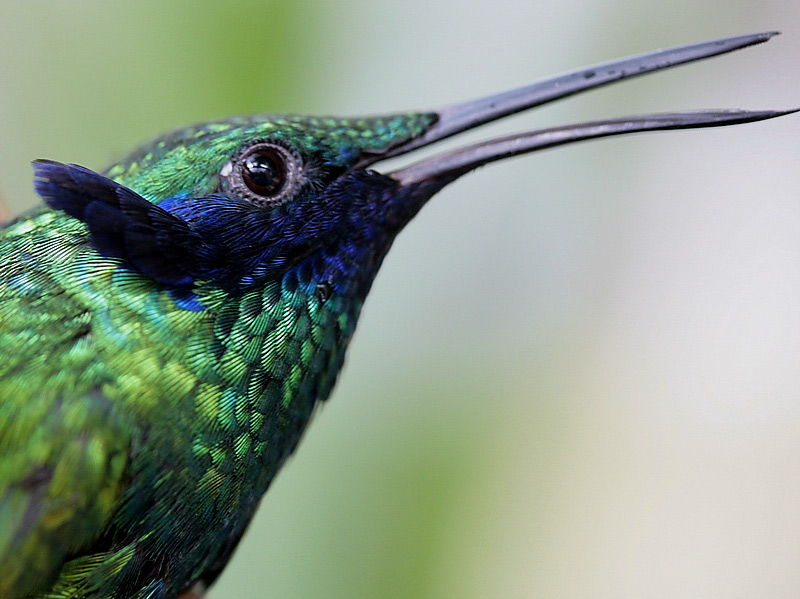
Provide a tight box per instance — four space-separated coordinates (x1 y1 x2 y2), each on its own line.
242 149 286 196
227 142 300 206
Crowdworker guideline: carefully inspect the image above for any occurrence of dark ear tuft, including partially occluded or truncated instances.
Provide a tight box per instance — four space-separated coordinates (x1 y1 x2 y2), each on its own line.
33 160 210 287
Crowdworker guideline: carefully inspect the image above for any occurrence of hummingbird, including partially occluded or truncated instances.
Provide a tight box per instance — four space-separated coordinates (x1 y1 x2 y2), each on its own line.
0 32 794 599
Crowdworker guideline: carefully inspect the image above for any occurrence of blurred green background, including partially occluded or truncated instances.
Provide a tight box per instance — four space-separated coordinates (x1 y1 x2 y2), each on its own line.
2 1 800 597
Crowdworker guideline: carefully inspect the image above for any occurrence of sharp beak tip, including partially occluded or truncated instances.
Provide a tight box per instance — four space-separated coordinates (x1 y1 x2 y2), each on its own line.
380 32 793 187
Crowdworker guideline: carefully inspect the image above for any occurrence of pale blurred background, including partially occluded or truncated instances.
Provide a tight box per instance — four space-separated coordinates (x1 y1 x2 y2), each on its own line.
2 1 800 597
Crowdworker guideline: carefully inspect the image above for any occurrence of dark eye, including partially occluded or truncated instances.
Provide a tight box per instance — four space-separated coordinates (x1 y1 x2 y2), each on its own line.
224 142 302 206
242 148 285 196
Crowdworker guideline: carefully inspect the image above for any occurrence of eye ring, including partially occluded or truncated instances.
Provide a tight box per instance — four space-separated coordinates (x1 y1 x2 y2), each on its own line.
224 141 302 206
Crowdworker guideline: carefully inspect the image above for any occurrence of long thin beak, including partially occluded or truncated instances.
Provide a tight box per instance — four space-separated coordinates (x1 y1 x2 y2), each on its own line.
370 32 796 186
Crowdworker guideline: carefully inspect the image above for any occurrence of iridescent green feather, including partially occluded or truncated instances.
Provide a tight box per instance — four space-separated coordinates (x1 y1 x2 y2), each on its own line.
0 113 433 598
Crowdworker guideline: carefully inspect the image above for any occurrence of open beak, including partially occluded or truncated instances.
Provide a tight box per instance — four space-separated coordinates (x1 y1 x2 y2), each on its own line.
366 32 796 187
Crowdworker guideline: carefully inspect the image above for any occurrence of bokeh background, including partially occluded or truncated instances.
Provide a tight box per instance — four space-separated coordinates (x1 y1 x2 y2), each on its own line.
2 1 800 597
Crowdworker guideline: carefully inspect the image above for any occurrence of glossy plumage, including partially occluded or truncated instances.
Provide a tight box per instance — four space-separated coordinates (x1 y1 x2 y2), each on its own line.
0 33 792 598
1 114 434 598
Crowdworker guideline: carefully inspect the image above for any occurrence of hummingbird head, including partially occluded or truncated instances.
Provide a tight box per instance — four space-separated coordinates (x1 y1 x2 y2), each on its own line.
75 112 444 293
33 32 793 296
